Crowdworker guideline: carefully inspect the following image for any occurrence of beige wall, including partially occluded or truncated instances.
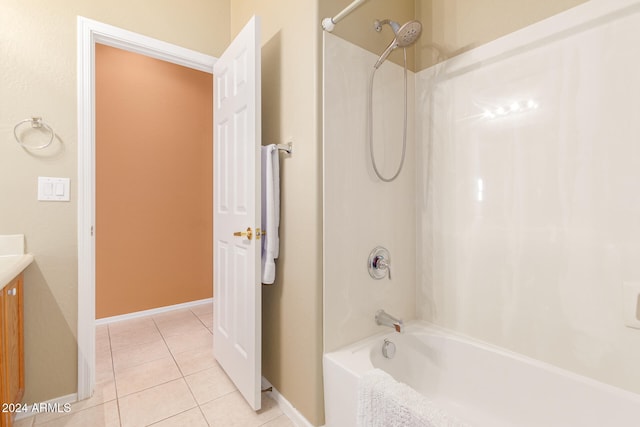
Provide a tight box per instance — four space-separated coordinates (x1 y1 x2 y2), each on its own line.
317 0 588 76
95 44 213 319
320 0 416 70
417 0 588 69
0 0 229 403
230 2 324 425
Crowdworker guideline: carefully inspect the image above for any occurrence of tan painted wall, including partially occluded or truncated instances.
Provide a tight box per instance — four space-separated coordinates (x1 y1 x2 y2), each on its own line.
230 2 324 425
0 0 229 404
417 0 589 69
320 0 416 70
95 44 213 319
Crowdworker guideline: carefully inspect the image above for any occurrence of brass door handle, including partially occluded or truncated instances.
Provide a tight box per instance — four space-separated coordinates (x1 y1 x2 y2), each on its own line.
233 227 253 240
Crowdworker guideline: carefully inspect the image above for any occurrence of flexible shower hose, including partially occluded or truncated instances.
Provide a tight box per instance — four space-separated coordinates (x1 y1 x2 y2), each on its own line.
367 47 408 183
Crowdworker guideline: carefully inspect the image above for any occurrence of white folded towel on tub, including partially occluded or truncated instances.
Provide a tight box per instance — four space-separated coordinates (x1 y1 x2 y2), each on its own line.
357 369 470 427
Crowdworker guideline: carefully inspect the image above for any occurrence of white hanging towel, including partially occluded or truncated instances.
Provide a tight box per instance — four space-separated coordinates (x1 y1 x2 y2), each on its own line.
261 144 280 284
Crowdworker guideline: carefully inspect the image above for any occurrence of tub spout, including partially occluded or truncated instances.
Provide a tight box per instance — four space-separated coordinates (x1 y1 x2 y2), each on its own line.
375 309 403 333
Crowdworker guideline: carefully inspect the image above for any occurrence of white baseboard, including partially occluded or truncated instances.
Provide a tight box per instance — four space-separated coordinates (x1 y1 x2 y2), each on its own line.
14 393 78 421
95 298 213 325
261 377 323 427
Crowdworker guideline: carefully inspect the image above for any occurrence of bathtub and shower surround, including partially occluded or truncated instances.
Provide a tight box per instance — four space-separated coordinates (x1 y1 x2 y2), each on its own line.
324 323 640 426
324 0 640 425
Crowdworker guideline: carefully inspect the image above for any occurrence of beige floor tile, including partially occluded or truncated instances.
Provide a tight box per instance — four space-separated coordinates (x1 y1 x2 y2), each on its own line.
34 401 119 427
155 315 208 338
109 317 163 351
108 316 156 336
184 365 236 405
148 408 208 427
118 379 197 427
110 328 163 351
164 328 212 355
90 313 288 427
95 347 114 384
96 325 110 353
152 308 198 326
13 415 34 427
197 312 214 329
111 336 171 372
115 355 182 397
190 302 213 317
261 414 296 427
173 343 219 376
200 391 282 427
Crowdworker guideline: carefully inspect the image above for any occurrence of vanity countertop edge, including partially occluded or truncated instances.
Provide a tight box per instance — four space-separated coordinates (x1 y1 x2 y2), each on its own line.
0 254 34 290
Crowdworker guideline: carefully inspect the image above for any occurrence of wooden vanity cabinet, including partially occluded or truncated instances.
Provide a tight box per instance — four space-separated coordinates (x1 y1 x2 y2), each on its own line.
0 274 25 427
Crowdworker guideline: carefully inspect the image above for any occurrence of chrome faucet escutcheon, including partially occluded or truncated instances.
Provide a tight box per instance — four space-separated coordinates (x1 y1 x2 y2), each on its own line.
368 246 391 280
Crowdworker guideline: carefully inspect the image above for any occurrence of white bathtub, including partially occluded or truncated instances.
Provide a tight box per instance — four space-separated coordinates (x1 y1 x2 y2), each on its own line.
323 322 640 426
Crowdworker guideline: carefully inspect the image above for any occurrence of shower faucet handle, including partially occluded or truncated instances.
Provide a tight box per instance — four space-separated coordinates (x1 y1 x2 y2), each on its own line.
368 246 391 280
373 256 391 279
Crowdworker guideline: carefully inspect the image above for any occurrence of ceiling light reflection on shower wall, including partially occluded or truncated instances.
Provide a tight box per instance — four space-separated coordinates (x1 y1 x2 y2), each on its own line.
482 99 539 120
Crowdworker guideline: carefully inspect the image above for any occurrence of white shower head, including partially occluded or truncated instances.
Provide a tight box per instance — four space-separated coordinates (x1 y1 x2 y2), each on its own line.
373 19 422 69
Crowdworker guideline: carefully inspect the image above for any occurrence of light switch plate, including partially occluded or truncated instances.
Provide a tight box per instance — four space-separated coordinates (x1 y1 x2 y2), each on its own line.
38 177 70 201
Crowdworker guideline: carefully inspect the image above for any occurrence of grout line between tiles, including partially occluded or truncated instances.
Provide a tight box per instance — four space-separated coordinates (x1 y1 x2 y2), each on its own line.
144 407 199 426
107 324 124 427
199 405 212 427
190 306 213 326
193 313 210 330
152 315 214 426
116 376 186 399
157 315 187 378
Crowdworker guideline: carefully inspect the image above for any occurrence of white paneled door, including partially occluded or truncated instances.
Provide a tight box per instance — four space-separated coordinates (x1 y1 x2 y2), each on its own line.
213 15 262 410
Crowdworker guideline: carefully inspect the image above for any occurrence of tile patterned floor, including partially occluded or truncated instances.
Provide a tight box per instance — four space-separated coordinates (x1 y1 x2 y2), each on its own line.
15 303 294 427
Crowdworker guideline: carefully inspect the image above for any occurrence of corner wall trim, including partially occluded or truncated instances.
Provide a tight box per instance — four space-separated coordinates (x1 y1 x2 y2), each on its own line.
95 298 213 325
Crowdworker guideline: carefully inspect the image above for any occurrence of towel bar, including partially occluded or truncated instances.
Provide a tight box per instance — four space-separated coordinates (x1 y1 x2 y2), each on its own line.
276 142 293 154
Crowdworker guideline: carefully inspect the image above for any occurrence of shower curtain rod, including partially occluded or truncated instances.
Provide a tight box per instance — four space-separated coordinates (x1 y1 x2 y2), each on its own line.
322 0 369 32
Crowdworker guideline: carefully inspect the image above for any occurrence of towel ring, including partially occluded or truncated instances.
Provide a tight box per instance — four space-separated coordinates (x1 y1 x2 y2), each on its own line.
14 117 55 150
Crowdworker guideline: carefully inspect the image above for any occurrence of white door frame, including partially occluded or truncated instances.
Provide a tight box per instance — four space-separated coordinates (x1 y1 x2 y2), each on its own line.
76 16 216 399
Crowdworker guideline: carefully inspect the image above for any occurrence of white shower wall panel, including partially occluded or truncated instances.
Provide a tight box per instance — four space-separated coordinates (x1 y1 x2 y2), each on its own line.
323 32 416 352
417 0 640 395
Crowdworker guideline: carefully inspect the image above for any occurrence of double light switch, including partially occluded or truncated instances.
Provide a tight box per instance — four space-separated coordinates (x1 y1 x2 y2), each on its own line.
38 177 70 201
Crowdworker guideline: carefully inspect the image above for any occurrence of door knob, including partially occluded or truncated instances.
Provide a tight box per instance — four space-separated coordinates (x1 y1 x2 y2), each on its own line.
233 227 253 240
